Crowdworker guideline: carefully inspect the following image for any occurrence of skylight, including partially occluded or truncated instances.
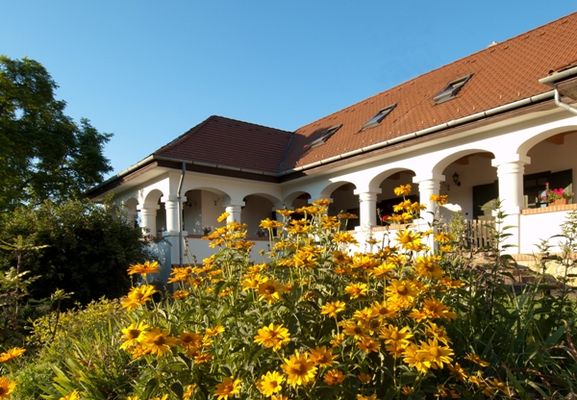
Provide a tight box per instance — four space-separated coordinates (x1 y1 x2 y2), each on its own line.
433 74 472 104
361 104 397 130
306 124 342 149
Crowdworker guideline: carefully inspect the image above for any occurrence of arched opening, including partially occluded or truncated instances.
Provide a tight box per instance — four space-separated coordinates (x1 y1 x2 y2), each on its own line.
242 194 276 239
325 182 358 229
374 170 416 223
182 188 228 236
524 130 577 208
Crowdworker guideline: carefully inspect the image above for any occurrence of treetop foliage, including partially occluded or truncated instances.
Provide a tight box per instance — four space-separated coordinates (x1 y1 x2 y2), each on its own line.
0 55 112 210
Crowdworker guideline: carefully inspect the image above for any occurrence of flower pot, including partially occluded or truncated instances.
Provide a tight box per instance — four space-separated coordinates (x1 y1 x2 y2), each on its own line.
550 198 568 205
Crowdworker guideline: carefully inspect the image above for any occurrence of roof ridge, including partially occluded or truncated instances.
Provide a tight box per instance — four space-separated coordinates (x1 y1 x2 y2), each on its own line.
211 114 294 135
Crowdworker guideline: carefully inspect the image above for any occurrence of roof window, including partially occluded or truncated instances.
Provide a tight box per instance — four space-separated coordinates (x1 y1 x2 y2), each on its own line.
433 74 472 104
361 104 397 130
305 125 342 149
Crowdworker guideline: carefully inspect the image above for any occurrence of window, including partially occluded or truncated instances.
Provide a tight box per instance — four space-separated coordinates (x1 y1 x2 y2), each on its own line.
361 104 397 130
433 74 472 104
305 124 342 149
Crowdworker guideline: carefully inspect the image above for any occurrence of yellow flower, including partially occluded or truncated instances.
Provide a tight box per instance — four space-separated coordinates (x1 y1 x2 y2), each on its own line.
357 336 379 353
357 372 372 384
260 218 283 230
309 346 335 367
340 320 367 341
178 331 203 354
333 231 358 244
386 279 420 310
396 229 425 252
344 282 368 299
168 266 192 283
430 194 449 205
214 376 241 400
0 347 26 363
138 328 175 357
257 278 285 304
323 369 345 385
172 289 190 300
356 394 377 400
254 324 291 351
0 377 16 399
205 325 225 337
394 184 412 197
418 338 453 369
127 261 159 277
414 255 444 280
217 212 230 223
270 395 289 400
379 325 413 357
330 333 345 347
256 371 284 397
120 321 150 350
465 352 490 368
59 390 80 400
121 284 157 310
320 300 346 318
182 384 198 400
282 351 317 387
409 298 456 322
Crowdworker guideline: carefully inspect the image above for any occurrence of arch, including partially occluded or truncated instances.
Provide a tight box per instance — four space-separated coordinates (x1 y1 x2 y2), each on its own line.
319 181 356 200
143 189 164 208
517 126 577 158
431 149 495 178
284 191 311 208
242 192 281 205
242 194 276 238
368 167 416 193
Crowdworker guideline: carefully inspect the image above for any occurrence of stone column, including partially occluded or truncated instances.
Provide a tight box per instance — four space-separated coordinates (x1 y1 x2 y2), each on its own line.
225 203 244 224
138 205 159 238
414 174 443 225
164 195 180 235
491 156 529 253
354 190 379 229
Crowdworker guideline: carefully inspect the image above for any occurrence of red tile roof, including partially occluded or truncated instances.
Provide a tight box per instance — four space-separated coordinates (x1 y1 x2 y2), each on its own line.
281 12 577 170
157 12 577 177
154 115 293 175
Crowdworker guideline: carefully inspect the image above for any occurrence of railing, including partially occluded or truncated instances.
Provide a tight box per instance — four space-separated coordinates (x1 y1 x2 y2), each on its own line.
462 219 495 250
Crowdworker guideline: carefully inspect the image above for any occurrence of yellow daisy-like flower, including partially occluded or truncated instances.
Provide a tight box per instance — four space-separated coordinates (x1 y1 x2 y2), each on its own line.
357 336 379 353
282 351 317 387
0 377 16 399
214 376 241 400
257 278 285 304
138 328 175 357
394 184 412 197
465 352 490 368
167 266 192 283
379 324 414 357
205 325 225 337
259 218 283 230
127 260 159 277
309 346 335 367
0 347 26 363
356 394 377 400
178 331 203 354
121 284 157 310
330 333 345 347
217 212 230 223
182 384 198 400
386 279 420 310
59 390 80 400
323 369 345 385
120 321 150 350
396 229 425 252
417 338 453 370
254 324 291 351
256 371 284 397
320 300 346 318
430 193 449 205
344 282 368 299
270 395 289 400
414 255 444 280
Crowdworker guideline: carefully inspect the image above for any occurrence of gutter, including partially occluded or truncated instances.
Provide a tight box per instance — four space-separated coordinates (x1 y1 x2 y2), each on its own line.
281 90 555 174
538 66 577 115
177 161 186 266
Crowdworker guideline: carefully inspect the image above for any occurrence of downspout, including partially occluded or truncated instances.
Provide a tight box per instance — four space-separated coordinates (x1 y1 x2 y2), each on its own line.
177 162 186 266
553 88 577 115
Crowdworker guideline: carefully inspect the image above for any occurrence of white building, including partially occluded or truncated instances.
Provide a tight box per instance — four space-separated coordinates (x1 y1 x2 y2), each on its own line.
89 12 577 265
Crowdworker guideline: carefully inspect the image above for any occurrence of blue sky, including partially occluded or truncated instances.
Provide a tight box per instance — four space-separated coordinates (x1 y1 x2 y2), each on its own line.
2 1 576 176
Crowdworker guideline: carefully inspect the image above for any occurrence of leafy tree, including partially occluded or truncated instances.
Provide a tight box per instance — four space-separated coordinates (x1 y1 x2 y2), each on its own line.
0 55 112 210
0 200 148 306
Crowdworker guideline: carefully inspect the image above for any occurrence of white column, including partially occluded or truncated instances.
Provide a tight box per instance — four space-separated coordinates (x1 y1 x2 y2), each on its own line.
491 155 529 253
138 205 159 238
414 174 443 225
354 190 379 229
164 195 180 235
225 204 244 223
